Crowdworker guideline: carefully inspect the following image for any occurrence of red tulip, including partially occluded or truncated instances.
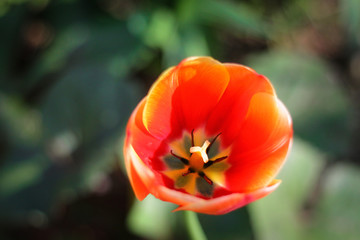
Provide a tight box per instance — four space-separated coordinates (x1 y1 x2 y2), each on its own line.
123 57 293 215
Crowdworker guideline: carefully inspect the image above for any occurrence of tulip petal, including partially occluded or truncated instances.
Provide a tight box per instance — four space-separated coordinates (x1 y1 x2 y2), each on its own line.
128 98 166 170
143 67 179 139
156 185 200 206
173 179 281 215
226 93 292 192
124 151 150 200
128 144 162 192
175 57 230 131
124 99 157 200
206 64 275 146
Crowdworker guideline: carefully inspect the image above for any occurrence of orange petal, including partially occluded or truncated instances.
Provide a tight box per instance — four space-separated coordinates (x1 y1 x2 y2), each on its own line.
173 179 281 215
225 94 293 192
124 145 150 200
124 98 159 200
206 64 275 146
127 144 160 191
143 67 179 140
175 57 230 131
128 98 164 167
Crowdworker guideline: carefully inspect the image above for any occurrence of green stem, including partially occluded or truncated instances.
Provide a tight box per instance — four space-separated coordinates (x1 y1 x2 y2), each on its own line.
184 211 207 240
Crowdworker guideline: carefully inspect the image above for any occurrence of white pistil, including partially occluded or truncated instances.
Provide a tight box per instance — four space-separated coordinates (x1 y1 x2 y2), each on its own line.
190 140 211 163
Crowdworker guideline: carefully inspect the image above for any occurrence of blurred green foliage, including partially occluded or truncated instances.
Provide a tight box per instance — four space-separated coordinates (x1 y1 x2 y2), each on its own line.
0 0 360 239
250 138 360 240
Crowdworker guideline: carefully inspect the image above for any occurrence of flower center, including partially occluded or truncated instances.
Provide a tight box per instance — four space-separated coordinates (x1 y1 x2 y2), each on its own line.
163 129 231 197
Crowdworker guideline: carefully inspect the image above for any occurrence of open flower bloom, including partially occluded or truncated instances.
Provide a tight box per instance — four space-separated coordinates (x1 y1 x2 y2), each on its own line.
123 56 293 215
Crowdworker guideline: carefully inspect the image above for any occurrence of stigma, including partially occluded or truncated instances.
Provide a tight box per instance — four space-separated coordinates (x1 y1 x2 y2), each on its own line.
189 140 211 163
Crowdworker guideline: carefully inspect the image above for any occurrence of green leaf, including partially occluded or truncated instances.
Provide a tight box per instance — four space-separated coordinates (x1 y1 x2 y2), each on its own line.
249 137 325 240
198 206 255 240
0 152 48 197
127 195 175 240
306 163 360 239
340 0 360 44
250 138 360 240
198 0 268 36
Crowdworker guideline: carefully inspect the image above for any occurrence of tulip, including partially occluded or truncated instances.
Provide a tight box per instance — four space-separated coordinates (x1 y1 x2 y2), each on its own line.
124 56 292 215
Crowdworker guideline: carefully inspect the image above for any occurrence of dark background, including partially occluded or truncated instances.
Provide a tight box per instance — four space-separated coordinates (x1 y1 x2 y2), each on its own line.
0 0 359 239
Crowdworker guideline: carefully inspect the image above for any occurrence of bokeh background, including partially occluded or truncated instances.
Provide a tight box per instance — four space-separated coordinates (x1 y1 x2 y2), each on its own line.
0 0 360 239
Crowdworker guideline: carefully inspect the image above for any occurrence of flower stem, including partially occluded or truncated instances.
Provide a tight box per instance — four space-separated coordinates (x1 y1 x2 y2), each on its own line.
184 211 207 240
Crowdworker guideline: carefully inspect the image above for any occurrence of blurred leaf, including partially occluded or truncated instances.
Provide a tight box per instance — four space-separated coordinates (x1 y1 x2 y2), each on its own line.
0 149 52 220
144 8 183 66
340 0 360 44
145 9 177 49
182 26 210 57
40 62 140 141
26 20 143 91
38 58 142 200
306 163 360 239
0 70 140 219
25 24 89 88
0 2 145 222
0 95 42 145
127 195 175 240
128 195 255 240
198 0 268 37
198 206 254 240
0 6 25 91
0 151 48 198
249 137 325 240
250 138 360 240
247 50 351 156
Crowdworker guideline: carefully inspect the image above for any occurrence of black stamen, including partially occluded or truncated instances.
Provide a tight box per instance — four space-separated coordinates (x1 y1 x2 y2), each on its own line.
203 156 228 169
206 132 222 154
198 172 213 185
212 156 228 163
190 129 195 157
170 150 189 165
191 129 195 147
182 168 195 176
